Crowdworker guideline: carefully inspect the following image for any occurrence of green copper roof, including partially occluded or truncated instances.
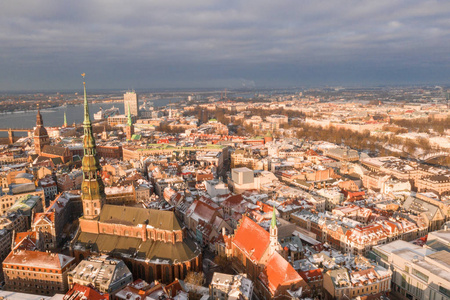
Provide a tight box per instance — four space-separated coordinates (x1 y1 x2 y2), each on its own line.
64 111 67 127
271 207 277 229
127 102 133 126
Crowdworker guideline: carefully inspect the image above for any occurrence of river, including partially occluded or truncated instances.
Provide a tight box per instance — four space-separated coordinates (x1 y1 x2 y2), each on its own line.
0 97 182 137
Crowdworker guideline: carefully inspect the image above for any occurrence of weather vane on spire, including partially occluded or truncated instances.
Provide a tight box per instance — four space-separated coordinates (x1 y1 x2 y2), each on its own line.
81 73 86 78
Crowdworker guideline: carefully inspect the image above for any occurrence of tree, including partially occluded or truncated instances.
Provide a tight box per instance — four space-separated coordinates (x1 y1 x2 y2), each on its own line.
184 271 204 286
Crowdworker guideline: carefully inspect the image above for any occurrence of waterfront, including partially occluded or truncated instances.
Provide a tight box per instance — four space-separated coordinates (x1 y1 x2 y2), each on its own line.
0 98 182 135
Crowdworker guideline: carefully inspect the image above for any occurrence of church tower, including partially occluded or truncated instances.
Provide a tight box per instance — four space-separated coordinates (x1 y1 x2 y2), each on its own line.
81 74 105 219
269 207 279 256
125 103 134 140
63 111 67 128
34 106 50 155
101 126 108 140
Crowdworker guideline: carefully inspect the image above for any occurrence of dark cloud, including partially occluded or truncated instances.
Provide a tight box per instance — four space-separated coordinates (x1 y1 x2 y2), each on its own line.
0 0 449 91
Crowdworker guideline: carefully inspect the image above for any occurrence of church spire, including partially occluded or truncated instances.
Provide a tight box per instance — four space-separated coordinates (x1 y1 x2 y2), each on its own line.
125 102 134 140
36 104 43 126
127 102 133 126
271 206 277 229
34 103 49 155
82 73 90 126
269 206 279 256
63 111 67 127
80 73 105 219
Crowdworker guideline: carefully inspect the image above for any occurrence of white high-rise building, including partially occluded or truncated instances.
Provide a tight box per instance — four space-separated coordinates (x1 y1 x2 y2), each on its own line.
124 91 139 117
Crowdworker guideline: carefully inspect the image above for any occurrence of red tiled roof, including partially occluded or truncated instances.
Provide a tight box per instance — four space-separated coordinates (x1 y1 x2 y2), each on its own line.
306 149 319 156
232 216 269 263
191 200 217 223
257 201 275 213
164 279 186 297
64 283 109 300
223 194 244 207
299 269 323 282
259 252 305 294
4 249 74 269
14 232 38 251
34 212 55 224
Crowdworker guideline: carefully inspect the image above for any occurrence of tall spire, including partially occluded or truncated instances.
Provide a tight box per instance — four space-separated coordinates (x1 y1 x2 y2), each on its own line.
126 102 134 140
36 104 43 126
269 206 279 256
82 73 90 126
127 102 133 126
271 206 277 229
80 73 105 219
63 111 67 127
34 103 49 155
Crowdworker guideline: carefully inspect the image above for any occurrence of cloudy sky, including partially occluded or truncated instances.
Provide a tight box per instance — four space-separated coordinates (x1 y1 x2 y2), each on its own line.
0 0 449 91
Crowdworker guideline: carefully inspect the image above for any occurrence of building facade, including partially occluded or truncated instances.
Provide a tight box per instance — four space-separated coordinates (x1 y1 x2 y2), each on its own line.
124 91 139 117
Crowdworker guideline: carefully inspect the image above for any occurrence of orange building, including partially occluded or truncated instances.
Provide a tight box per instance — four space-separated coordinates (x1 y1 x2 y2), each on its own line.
3 233 76 295
72 205 201 284
226 213 308 299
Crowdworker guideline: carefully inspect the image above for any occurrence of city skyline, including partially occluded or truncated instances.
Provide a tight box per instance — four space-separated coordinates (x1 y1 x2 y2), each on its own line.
0 0 449 91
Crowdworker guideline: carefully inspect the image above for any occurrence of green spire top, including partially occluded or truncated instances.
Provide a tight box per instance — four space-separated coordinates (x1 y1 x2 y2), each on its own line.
127 102 133 126
82 73 90 126
63 111 67 127
271 207 277 228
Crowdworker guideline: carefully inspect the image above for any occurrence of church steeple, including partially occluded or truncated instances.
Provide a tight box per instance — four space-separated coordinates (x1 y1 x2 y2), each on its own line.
271 207 277 229
34 104 50 155
125 102 134 140
36 106 44 126
63 111 67 128
269 206 279 256
81 73 105 219
127 103 133 126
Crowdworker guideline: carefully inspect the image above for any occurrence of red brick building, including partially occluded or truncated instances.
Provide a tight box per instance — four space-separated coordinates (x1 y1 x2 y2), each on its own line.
3 233 76 296
226 214 307 299
72 205 201 284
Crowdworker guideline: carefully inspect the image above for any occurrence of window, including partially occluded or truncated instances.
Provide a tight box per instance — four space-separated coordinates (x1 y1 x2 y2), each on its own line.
412 268 429 283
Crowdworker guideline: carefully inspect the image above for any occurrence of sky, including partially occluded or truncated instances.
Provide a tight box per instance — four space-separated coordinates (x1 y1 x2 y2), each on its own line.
0 0 449 91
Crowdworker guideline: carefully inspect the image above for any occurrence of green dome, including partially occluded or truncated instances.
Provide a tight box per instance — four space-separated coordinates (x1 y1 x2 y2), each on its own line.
265 131 273 138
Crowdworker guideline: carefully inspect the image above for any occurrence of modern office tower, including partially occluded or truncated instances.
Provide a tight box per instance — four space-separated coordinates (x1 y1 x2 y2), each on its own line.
124 91 139 117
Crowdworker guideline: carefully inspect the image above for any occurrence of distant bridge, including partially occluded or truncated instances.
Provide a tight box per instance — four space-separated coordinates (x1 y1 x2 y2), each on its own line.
418 151 450 162
0 128 32 144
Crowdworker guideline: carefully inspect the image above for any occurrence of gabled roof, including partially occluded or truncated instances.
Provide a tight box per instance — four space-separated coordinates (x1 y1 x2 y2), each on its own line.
258 251 305 295
33 212 55 225
164 278 187 297
4 249 74 269
223 194 244 207
64 283 109 300
14 232 38 251
232 216 269 263
76 232 199 264
98 205 182 231
186 200 218 223
43 145 68 156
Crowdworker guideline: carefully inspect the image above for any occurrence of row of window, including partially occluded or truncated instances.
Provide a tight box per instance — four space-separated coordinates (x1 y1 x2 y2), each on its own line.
97 227 183 241
5 266 61 273
7 273 61 280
